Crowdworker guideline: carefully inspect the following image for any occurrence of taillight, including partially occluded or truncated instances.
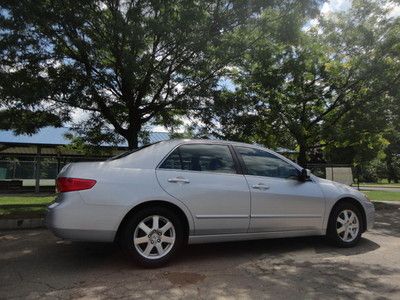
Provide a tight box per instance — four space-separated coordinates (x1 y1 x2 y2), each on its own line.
56 177 97 193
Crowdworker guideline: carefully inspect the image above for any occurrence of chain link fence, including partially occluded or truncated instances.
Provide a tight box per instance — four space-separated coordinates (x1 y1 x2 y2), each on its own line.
0 155 109 192
0 155 357 193
306 163 355 186
0 156 107 181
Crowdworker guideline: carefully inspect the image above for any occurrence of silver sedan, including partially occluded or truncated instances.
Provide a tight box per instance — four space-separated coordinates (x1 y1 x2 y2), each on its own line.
47 139 375 267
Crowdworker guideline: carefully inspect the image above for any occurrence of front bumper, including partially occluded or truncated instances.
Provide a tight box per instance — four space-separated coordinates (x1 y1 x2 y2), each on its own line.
363 201 375 231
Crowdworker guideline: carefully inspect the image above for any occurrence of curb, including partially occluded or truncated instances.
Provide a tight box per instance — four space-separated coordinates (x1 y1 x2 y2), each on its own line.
372 200 400 205
0 218 45 230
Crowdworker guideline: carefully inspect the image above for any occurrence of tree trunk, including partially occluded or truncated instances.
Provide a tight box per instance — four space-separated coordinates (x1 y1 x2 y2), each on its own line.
297 143 308 167
127 134 139 150
126 123 141 150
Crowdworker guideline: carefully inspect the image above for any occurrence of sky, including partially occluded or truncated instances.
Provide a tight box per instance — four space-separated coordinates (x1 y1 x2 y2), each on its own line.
321 0 352 14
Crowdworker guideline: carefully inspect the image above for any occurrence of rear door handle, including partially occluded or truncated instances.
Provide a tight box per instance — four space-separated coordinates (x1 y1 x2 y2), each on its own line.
168 177 190 184
252 183 270 190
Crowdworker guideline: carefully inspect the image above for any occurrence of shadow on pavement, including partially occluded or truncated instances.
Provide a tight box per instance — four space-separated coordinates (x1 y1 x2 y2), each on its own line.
0 230 395 299
1 201 400 299
0 230 380 271
372 201 400 237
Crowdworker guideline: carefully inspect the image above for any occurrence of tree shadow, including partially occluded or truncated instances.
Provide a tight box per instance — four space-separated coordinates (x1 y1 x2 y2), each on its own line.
234 257 400 299
372 201 400 237
2 202 400 298
1 231 394 299
174 235 380 266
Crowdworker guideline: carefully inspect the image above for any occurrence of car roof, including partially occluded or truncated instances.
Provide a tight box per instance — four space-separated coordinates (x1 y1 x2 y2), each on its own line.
162 138 258 148
110 138 302 171
162 139 302 169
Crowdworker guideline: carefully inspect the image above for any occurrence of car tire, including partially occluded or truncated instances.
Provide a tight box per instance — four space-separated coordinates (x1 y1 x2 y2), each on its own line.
120 206 184 268
327 202 363 248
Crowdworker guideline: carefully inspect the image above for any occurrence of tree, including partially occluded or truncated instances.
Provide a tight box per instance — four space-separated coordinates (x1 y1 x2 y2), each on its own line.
383 130 400 183
197 0 400 166
0 0 320 149
194 3 321 151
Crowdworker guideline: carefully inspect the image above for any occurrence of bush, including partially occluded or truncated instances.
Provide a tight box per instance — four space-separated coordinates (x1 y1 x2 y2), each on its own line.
358 159 388 183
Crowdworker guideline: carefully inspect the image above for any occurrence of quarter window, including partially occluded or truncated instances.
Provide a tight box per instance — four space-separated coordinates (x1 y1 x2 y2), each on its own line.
159 144 236 174
236 146 299 179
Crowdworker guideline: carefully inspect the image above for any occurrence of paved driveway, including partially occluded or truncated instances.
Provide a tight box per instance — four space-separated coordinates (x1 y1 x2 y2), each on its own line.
1 202 400 300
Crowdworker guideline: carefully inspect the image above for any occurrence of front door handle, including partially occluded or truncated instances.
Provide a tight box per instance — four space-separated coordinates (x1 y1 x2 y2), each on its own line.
168 177 190 184
252 183 270 190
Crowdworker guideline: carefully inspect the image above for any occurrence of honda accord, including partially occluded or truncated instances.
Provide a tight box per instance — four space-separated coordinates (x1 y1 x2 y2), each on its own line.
47 139 375 267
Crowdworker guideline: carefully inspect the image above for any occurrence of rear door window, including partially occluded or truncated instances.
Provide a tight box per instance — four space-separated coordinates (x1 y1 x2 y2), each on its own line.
159 144 237 174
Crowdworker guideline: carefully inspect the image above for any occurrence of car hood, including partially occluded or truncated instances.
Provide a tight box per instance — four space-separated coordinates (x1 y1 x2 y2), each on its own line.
315 176 353 191
313 176 368 201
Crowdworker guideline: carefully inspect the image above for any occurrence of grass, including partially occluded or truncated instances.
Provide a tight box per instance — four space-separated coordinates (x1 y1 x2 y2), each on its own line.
363 190 400 202
0 206 47 219
356 182 400 188
0 194 55 219
0 195 55 206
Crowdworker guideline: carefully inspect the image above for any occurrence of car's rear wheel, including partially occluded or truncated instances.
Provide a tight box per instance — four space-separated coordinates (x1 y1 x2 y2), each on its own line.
327 202 363 247
120 206 184 267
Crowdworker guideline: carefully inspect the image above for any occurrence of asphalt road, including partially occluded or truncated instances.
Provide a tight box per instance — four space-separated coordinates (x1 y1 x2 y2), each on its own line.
1 202 400 300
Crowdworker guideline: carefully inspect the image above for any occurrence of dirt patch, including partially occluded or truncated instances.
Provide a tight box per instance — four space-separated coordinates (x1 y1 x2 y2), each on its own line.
164 271 206 286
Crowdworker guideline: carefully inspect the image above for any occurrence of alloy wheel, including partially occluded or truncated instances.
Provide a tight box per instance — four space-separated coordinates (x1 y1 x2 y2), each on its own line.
336 209 359 242
133 215 176 260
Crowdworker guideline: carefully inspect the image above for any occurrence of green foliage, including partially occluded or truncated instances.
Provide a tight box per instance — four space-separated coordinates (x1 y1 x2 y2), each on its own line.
358 158 388 182
1 0 399 181
1 0 320 148
197 0 400 168
384 130 400 183
0 109 63 135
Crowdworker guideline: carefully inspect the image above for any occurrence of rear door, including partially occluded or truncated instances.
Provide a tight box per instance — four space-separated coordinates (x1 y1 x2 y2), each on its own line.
156 143 251 235
234 146 325 233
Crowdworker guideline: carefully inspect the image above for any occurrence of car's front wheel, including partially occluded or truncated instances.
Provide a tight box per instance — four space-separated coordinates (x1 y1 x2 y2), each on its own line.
120 206 184 267
327 202 363 247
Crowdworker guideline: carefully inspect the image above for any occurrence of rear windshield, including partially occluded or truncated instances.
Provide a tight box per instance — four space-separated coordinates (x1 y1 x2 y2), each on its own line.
107 142 160 161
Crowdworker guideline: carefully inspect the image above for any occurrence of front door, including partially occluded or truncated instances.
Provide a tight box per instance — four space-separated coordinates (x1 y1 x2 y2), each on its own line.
234 146 325 233
156 143 251 235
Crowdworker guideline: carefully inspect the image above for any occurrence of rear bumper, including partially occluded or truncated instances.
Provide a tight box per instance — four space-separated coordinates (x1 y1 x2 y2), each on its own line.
47 225 115 242
46 193 118 242
46 206 115 242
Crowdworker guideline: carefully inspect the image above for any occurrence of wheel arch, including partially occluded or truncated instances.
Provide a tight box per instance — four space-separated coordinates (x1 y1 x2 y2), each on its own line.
115 200 191 243
328 197 367 233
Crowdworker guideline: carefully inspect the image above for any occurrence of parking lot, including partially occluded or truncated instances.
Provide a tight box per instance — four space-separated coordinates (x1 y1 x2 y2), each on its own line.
1 202 400 300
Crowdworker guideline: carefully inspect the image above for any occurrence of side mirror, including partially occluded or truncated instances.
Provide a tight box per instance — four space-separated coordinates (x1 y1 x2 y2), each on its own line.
299 168 311 181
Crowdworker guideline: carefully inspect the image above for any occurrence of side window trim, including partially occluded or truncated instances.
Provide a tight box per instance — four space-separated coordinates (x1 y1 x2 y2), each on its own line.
233 145 300 180
230 145 246 175
157 143 242 175
156 146 181 170
177 146 184 168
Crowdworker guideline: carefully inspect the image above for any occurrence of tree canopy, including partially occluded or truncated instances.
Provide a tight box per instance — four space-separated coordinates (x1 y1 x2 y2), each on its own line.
0 0 321 148
1 0 400 181
196 0 400 166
